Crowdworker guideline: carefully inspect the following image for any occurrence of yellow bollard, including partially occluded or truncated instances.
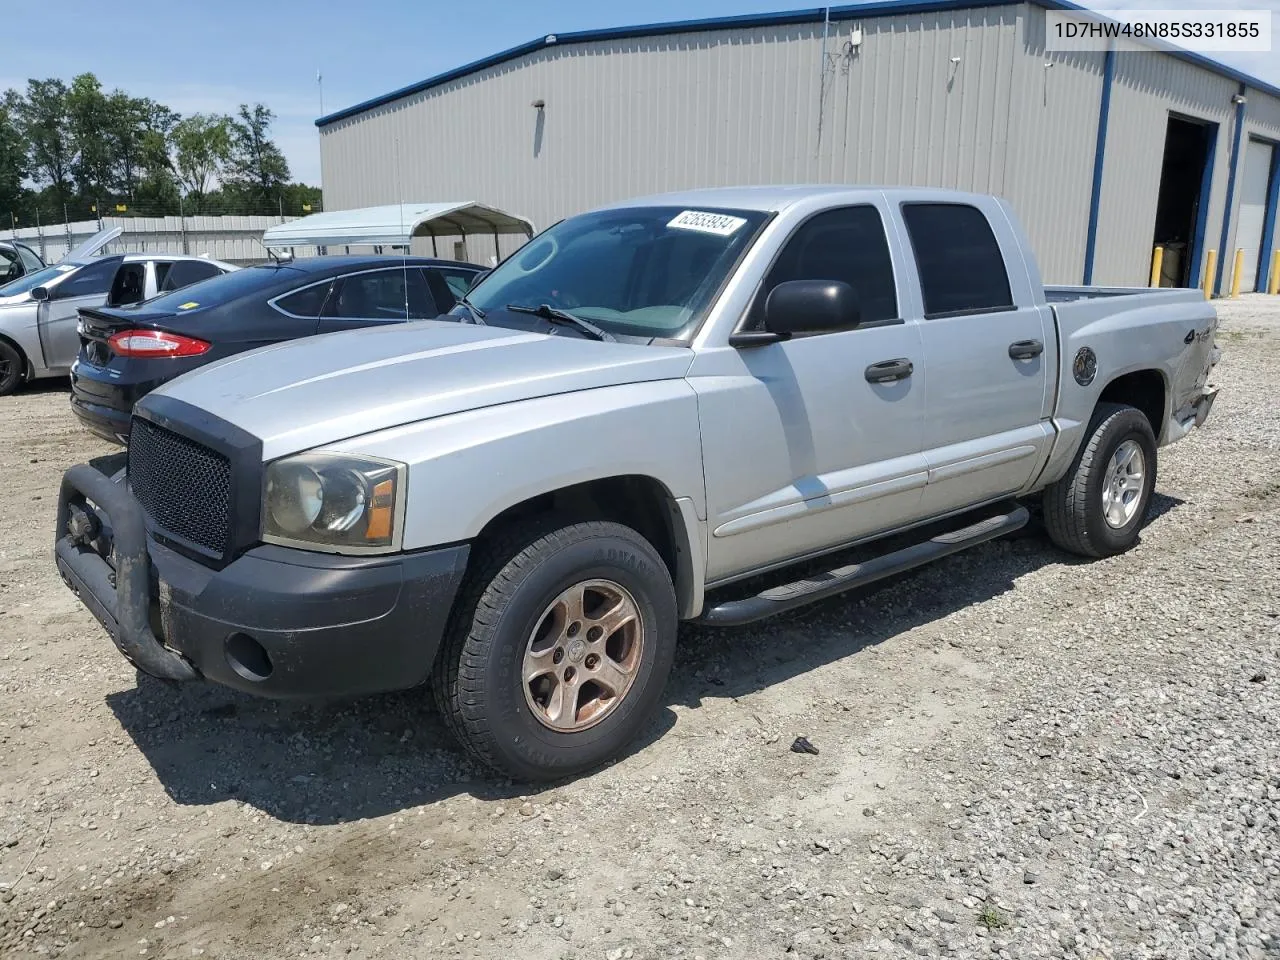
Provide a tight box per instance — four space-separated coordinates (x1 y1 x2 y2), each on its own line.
1270 250 1280 296
1149 246 1164 287
1230 248 1245 298
1203 249 1218 299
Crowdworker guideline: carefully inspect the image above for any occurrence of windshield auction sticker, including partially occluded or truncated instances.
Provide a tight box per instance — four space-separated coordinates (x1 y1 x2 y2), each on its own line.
667 210 748 236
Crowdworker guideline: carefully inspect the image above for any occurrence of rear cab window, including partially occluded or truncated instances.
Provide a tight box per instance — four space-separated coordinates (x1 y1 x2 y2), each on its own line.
900 203 1013 318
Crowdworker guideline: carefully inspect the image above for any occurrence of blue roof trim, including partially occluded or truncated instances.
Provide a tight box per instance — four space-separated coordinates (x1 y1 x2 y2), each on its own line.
316 0 1280 128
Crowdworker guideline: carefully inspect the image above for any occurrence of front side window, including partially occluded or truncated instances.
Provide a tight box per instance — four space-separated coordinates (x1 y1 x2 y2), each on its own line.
52 258 119 300
425 267 481 310
459 206 770 339
327 268 435 320
901 204 1013 318
746 206 898 331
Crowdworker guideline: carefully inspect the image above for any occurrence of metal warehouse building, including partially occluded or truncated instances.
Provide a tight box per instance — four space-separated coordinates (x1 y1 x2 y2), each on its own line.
316 0 1280 294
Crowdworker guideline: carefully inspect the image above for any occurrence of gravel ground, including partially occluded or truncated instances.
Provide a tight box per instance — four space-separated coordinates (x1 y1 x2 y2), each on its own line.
1 296 1278 960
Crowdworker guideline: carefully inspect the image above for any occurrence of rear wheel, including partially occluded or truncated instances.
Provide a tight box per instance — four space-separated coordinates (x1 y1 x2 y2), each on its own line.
1043 402 1157 558
0 340 24 396
432 519 677 781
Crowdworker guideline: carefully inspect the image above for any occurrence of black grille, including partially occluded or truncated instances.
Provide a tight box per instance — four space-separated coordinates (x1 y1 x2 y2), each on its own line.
128 418 232 556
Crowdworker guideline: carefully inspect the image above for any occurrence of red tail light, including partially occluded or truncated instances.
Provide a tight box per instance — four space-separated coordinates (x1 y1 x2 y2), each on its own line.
107 329 211 358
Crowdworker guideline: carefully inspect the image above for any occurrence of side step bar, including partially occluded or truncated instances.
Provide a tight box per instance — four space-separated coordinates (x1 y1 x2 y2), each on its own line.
695 504 1029 627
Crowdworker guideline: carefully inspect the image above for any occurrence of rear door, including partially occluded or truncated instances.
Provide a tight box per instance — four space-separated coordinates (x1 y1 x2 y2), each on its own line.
318 267 438 333
38 257 120 370
898 201 1055 517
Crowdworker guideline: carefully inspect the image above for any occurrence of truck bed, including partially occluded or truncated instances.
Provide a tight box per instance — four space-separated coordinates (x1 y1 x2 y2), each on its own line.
1044 284 1207 306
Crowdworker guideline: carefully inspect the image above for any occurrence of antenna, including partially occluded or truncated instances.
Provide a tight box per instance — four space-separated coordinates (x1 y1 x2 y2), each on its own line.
394 136 409 318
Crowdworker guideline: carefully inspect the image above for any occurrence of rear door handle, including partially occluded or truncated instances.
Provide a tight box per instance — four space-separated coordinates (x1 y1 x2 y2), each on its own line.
865 358 914 383
1008 339 1044 360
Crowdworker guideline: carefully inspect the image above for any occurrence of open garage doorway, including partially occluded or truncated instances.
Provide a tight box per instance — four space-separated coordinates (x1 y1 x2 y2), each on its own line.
1151 115 1217 288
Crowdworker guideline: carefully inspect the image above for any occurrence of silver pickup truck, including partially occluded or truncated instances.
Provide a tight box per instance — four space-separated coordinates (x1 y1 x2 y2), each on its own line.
55 186 1219 780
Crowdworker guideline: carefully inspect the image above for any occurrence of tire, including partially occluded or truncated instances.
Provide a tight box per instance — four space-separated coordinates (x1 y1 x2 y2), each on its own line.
432 519 678 781
0 340 24 397
1043 402 1158 558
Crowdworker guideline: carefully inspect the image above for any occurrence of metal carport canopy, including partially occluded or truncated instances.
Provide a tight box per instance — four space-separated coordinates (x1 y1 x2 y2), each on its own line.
261 202 535 249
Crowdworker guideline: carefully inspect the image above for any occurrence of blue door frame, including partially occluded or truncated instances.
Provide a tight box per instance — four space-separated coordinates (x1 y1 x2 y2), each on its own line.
1257 137 1280 291
1187 118 1219 291
1214 84 1248 294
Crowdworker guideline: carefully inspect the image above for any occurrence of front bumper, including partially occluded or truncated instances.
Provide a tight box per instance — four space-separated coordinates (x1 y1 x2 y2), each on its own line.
54 463 470 698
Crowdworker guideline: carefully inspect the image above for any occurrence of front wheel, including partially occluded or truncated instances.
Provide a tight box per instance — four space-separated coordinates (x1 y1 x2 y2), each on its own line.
0 340 24 396
432 519 677 781
1043 402 1158 558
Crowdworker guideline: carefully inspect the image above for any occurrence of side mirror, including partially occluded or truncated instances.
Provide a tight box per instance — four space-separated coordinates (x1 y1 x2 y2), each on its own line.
762 279 861 339
467 269 490 291
31 285 50 302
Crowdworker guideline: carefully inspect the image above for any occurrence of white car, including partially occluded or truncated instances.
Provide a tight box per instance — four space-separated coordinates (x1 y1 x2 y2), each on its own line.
0 227 237 395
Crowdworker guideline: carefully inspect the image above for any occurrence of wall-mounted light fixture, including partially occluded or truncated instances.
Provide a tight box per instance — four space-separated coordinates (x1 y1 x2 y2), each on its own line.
531 99 546 110
1231 93 1247 104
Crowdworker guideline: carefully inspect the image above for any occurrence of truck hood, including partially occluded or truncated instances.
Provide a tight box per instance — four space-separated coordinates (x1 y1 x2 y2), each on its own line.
150 319 694 458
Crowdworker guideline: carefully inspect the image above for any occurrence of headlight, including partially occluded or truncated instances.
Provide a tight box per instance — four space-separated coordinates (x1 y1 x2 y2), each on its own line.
263 452 404 552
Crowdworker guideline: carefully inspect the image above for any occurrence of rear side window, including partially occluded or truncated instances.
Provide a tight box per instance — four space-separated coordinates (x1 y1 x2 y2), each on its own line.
160 260 223 293
275 280 332 317
748 205 898 330
108 263 148 306
901 204 1013 318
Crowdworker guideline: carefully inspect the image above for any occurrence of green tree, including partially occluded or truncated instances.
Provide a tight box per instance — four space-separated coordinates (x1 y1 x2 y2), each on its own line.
66 74 114 200
170 113 232 212
0 92 28 218
110 95 178 202
13 79 73 202
225 103 290 202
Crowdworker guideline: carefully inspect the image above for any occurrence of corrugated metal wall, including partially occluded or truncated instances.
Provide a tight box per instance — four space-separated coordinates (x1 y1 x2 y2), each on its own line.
1003 4 1106 285
1091 48 1238 288
320 8 1024 259
319 2 1280 288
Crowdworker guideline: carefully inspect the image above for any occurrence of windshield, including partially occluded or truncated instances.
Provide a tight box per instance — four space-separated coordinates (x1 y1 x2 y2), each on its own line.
0 262 79 297
457 205 769 340
136 264 302 312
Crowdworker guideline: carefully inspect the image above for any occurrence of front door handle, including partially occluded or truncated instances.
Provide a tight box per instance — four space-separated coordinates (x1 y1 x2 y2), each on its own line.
865 358 914 383
1009 339 1044 360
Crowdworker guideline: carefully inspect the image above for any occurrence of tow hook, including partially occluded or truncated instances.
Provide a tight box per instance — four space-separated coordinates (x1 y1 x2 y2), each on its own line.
66 502 100 546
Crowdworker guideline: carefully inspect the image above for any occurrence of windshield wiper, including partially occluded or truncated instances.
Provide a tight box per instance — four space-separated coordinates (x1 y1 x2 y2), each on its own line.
505 303 616 342
457 296 486 324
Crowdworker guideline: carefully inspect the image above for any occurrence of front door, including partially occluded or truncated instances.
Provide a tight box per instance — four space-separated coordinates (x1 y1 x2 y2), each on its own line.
38 257 120 371
899 202 1054 516
692 203 929 584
